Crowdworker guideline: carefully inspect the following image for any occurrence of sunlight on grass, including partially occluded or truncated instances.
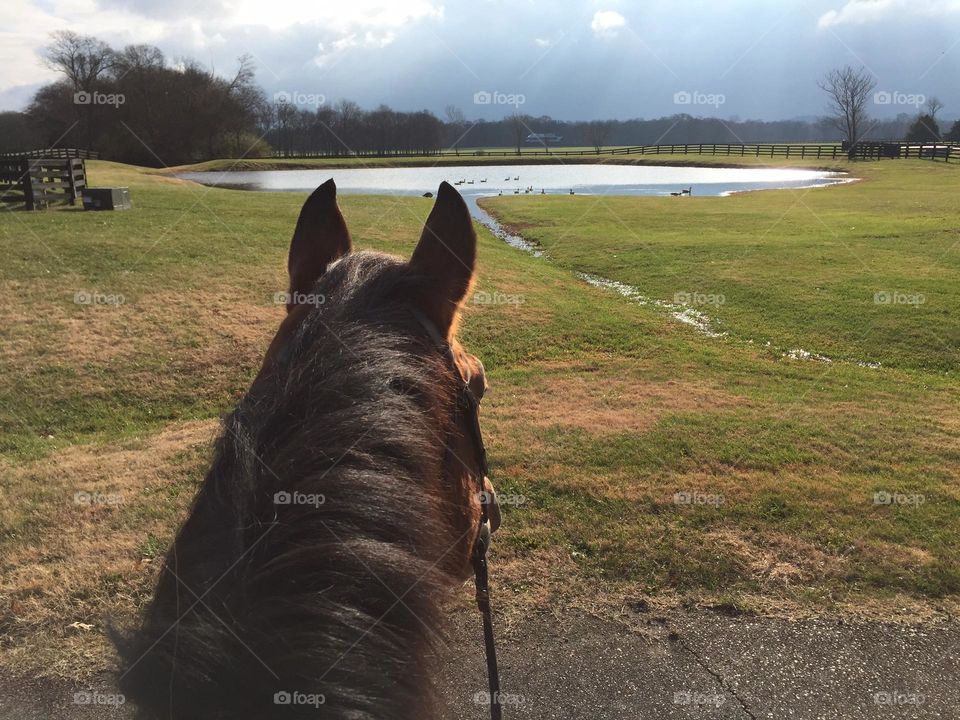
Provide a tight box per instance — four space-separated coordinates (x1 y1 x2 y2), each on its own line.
1 158 958 677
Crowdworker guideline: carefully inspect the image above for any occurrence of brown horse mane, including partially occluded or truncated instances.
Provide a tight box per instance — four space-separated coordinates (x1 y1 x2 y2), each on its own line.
114 182 482 719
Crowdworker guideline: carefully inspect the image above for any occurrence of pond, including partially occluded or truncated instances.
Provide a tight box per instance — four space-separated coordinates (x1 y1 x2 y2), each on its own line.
176 164 848 212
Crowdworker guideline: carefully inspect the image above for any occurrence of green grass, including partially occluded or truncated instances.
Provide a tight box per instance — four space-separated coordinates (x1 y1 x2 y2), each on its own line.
483 160 960 372
1 157 958 676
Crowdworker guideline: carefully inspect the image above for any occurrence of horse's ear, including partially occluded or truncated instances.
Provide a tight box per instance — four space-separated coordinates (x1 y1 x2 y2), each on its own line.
287 179 351 312
408 182 477 335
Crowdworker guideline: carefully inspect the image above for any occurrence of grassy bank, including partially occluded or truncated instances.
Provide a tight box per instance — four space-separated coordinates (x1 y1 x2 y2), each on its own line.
0 159 957 679
481 160 959 372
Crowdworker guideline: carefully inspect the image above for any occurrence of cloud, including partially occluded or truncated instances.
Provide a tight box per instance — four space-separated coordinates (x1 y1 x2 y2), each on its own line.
818 0 960 28
591 10 626 38
2 0 958 119
230 0 443 32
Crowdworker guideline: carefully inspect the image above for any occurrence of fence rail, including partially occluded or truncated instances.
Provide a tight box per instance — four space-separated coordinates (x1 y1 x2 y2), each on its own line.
273 141 959 163
0 157 87 210
0 148 100 160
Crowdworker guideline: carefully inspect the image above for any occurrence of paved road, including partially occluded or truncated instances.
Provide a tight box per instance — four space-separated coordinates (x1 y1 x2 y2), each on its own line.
3 609 957 719
438 610 958 719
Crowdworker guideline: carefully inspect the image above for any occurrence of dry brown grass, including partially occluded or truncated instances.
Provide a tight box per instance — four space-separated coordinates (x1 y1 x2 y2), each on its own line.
0 278 281 379
0 278 136 369
0 420 217 679
704 527 850 586
489 369 746 435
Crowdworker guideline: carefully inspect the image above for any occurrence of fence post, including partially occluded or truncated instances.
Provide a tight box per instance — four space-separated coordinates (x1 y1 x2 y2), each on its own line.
67 160 79 205
21 160 34 211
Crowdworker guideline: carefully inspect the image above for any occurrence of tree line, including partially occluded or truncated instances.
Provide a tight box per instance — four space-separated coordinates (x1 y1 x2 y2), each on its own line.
11 32 271 166
2 34 957 165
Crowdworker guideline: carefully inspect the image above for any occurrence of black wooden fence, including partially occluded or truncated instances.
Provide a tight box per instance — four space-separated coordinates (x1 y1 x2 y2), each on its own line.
0 148 100 160
274 141 959 163
0 157 88 210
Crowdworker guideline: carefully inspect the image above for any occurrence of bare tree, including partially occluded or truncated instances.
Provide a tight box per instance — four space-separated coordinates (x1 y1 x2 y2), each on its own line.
925 96 943 121
44 31 116 91
507 113 529 154
444 105 467 155
43 31 119 150
114 44 164 75
817 66 876 157
587 120 614 152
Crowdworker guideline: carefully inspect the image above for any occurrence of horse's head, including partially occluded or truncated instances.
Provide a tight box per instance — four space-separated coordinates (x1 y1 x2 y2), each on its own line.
255 179 497 577
116 180 498 719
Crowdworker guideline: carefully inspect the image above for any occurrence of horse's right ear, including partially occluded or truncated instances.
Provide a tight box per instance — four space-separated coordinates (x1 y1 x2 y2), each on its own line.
287 179 351 312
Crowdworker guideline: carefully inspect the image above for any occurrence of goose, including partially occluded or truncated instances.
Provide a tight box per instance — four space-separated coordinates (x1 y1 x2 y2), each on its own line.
569 188 575 195
480 178 487 183
540 188 545 194
504 176 510 181
467 180 474 184
669 190 682 197
681 186 692 195
514 176 519 180
514 188 520 194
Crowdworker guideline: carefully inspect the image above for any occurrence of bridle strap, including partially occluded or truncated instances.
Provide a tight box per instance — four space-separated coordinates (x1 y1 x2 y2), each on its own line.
409 308 502 720
472 520 502 720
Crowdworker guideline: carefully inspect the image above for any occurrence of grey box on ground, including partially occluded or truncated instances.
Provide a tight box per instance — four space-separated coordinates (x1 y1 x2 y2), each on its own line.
82 188 132 210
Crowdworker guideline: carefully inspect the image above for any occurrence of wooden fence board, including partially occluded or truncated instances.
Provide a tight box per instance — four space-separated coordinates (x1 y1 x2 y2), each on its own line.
271 141 955 163
0 156 87 209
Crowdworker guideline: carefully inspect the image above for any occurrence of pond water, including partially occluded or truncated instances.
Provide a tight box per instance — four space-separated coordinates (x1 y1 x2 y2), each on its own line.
177 164 847 209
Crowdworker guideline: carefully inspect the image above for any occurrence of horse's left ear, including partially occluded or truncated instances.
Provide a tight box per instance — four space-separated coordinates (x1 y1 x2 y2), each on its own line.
287 179 351 312
409 181 477 335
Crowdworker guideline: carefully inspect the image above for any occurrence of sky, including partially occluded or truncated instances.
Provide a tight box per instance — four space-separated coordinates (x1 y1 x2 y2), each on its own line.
3 0 959 121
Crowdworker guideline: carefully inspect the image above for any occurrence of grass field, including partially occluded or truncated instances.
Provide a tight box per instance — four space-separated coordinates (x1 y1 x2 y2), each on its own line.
0 157 958 679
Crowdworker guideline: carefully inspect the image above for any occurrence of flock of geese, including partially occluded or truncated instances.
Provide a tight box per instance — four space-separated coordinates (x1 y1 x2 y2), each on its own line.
449 177 694 198
452 176 576 195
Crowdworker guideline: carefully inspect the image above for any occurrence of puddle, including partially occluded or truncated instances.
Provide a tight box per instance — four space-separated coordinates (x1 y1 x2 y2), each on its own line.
472 205 881 369
576 272 727 339
468 200 542 257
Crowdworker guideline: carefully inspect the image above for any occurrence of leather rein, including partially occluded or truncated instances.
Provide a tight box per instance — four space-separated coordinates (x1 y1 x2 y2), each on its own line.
411 308 503 720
